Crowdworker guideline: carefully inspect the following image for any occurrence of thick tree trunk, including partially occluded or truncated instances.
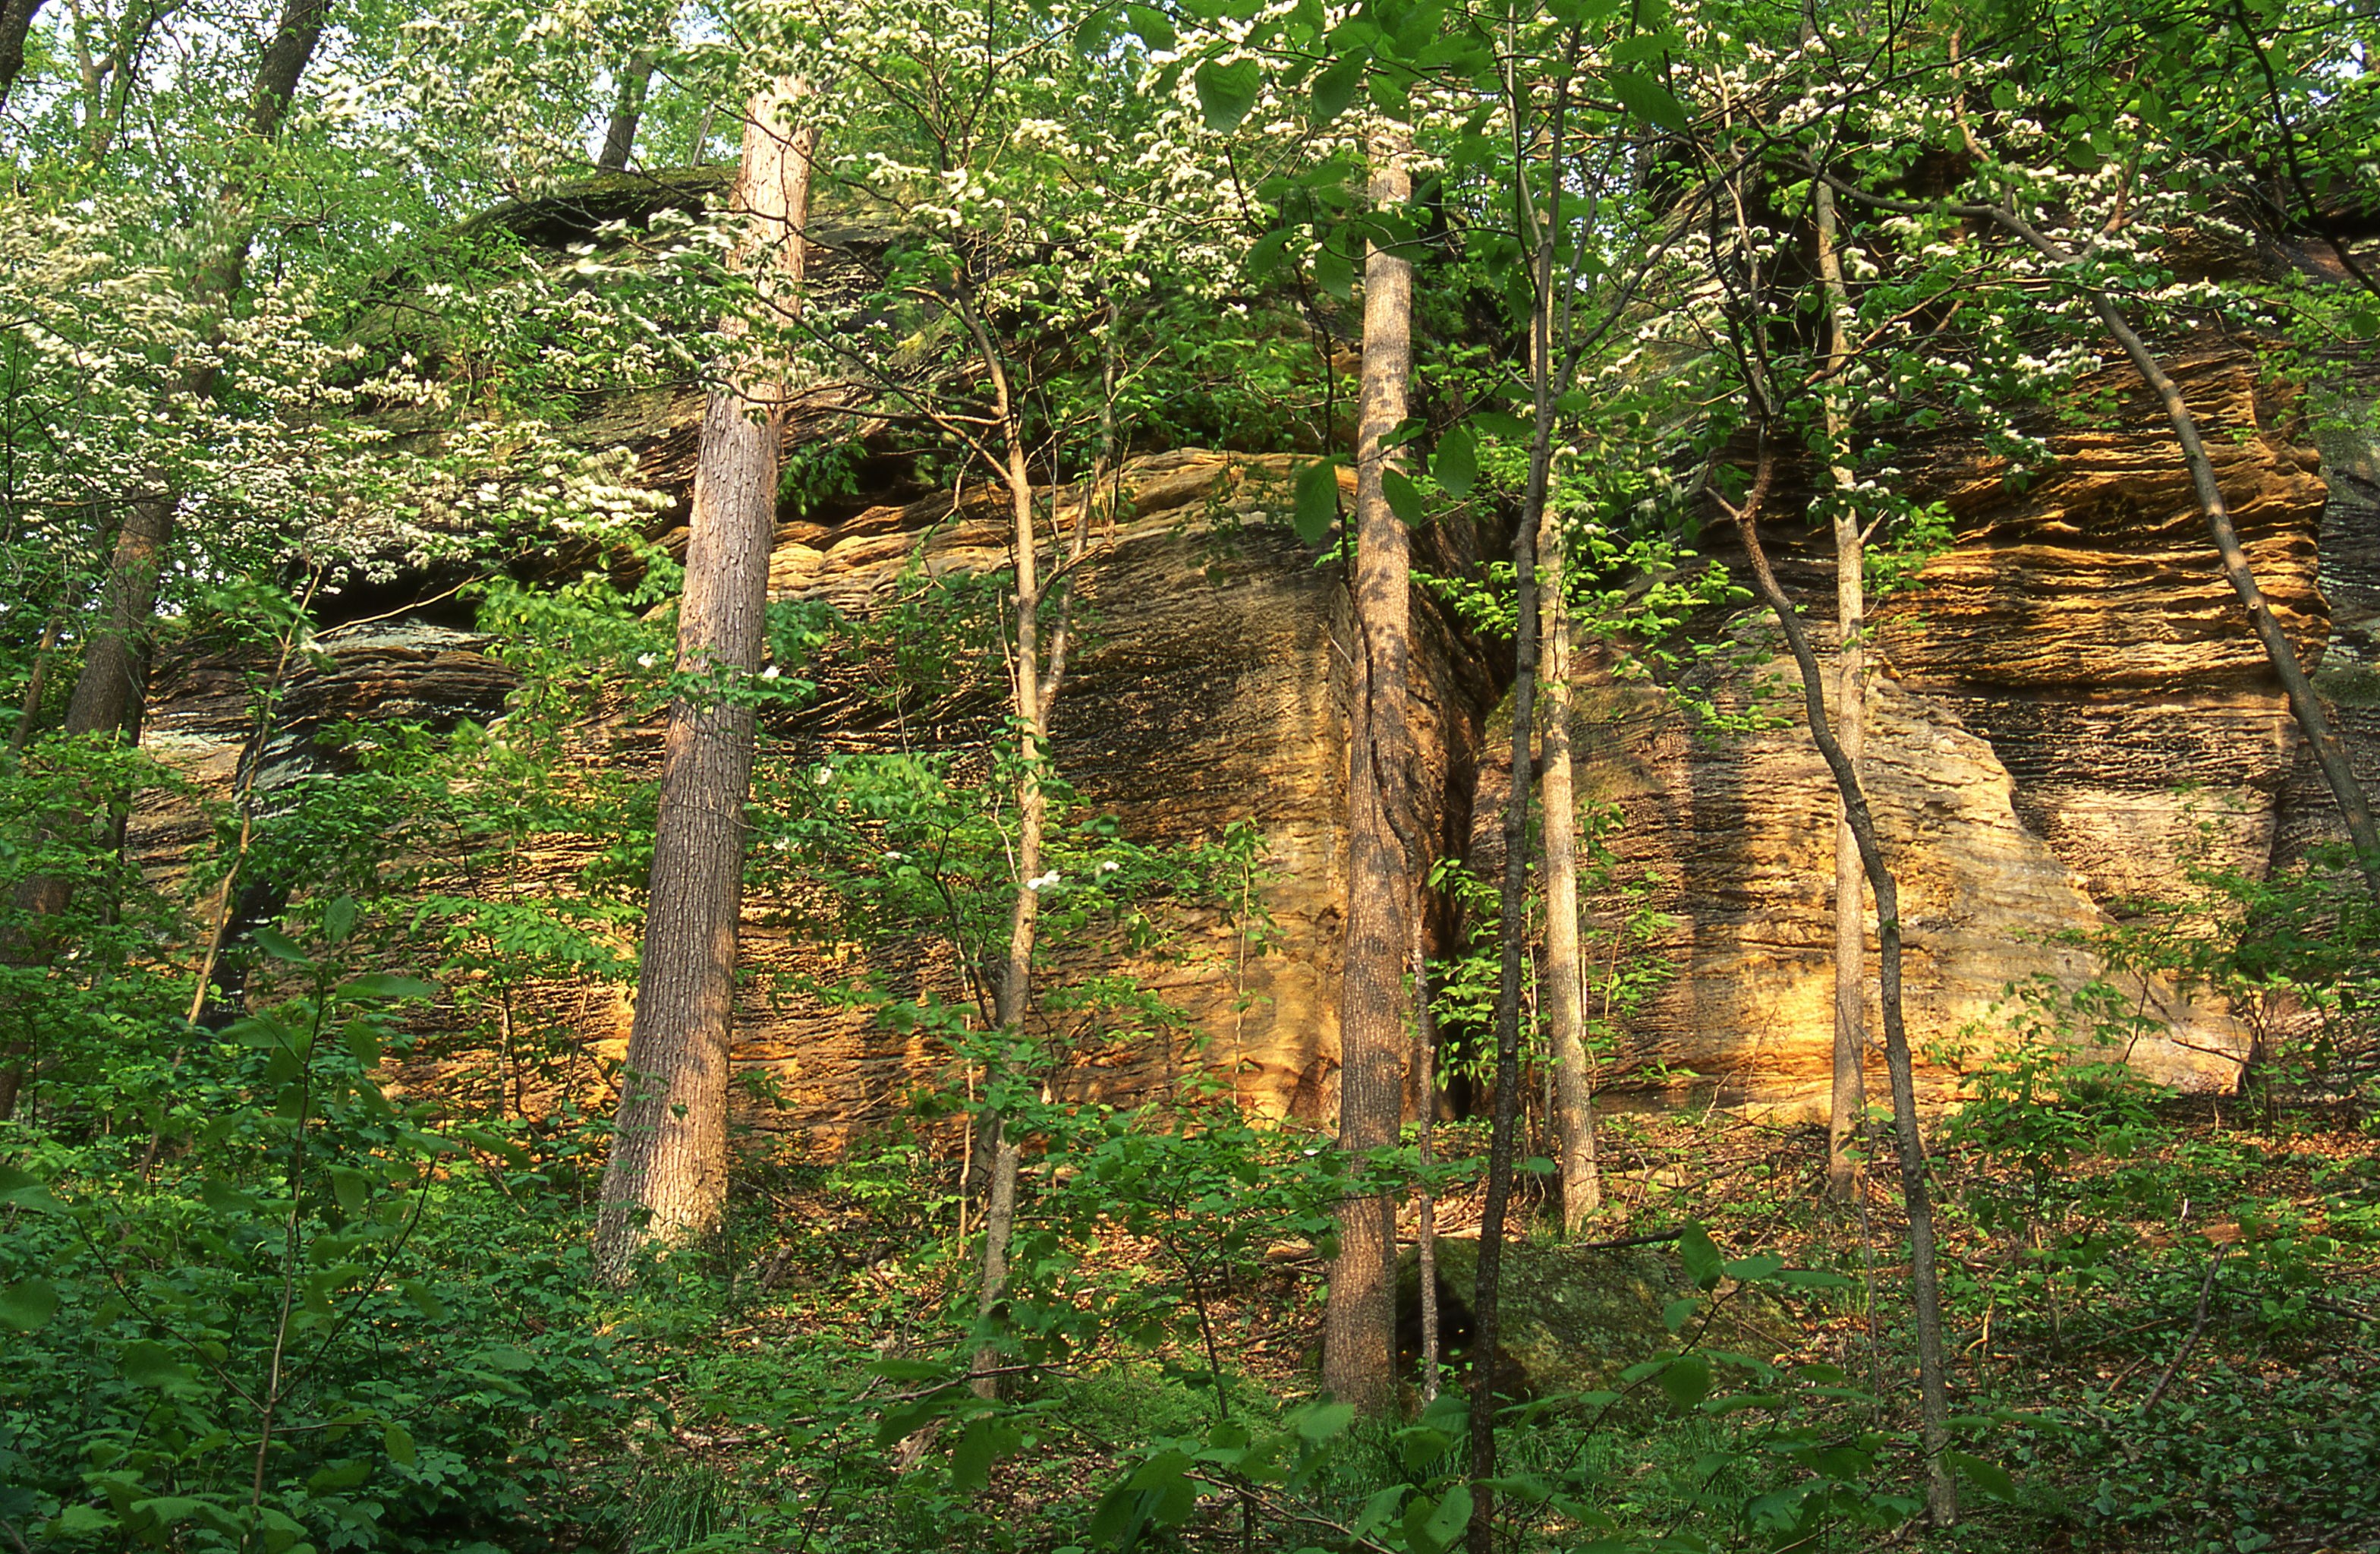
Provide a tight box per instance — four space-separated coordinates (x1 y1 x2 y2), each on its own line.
592 82 813 1284
1321 126 1415 1420
0 0 44 108
246 0 328 137
597 49 656 172
1538 525 1600 1231
1812 176 1870 1203
1723 454 1956 1526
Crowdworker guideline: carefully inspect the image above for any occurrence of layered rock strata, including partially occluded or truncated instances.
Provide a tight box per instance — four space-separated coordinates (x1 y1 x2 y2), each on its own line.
128 336 2372 1128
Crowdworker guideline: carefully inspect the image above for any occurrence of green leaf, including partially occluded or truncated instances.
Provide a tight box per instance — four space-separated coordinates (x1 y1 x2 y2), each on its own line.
1314 242 1354 300
384 1421 417 1467
1432 426 1477 497
129 1496 205 1527
323 894 357 945
1659 1351 1713 1411
1366 68 1409 119
340 974 437 1003
1088 1483 1148 1547
1195 58 1261 132
1296 1400 1355 1441
1123 3 1175 50
120 1341 188 1389
1678 1222 1723 1290
52 1505 115 1534
1421 1484 1473 1552
253 925 310 966
949 1417 997 1493
0 1163 62 1213
1310 53 1365 125
329 1167 370 1215
1293 460 1343 544
0 1277 59 1332
1947 1450 2016 1501
1609 70 1688 132
1380 468 1425 525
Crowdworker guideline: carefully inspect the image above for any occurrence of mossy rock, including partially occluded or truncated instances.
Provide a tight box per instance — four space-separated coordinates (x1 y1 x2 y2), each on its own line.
1397 1235 1794 1402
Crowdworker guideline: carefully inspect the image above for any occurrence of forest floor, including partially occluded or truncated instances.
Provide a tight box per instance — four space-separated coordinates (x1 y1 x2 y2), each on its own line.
593 1094 2380 1554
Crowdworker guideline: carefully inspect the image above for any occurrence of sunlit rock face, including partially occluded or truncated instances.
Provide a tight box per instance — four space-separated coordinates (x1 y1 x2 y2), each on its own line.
1541 339 2360 1115
128 319 2374 1131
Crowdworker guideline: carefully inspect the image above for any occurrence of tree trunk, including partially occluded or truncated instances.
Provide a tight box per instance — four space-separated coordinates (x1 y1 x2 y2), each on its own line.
1538 522 1600 1231
5 607 65 757
0 0 45 108
970 416 1048 1398
597 49 656 172
246 0 329 137
1411 925 1441 1403
592 81 814 1284
1321 125 1415 1420
1723 453 1956 1526
1812 175 1870 1203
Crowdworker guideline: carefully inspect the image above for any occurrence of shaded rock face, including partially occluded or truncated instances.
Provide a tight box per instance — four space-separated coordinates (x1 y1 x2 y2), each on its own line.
128 336 2372 1130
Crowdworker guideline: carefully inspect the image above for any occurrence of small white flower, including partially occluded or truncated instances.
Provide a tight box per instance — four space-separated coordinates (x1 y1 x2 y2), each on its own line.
815 766 833 786
637 653 657 669
760 664 780 680
883 849 904 862
1025 869 1062 892
1097 859 1120 875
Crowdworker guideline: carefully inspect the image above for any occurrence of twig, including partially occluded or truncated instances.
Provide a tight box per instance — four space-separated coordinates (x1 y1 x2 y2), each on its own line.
2136 1246 2227 1417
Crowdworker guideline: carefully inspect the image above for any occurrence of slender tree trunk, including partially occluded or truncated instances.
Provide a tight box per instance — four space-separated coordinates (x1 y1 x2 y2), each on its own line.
1466 432 1548 1554
1411 925 1441 1403
1812 175 1870 1203
597 49 656 172
244 0 328 139
1722 452 1956 1525
1538 523 1600 1231
5 607 65 757
1321 125 1415 1420
970 421 1047 1399
1470 52 1580 1547
593 82 813 1284
962 292 1103 1398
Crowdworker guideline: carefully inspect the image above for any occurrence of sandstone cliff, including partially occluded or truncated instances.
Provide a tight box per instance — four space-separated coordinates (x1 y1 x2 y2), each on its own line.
127 304 2379 1133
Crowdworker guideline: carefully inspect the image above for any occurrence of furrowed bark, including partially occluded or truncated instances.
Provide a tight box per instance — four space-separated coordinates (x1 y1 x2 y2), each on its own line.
1321 123 1415 1420
1722 452 1956 1526
0 0 45 108
593 82 813 1283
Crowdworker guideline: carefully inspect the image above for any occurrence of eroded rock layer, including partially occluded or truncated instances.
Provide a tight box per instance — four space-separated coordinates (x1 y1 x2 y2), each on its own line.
128 336 2378 1130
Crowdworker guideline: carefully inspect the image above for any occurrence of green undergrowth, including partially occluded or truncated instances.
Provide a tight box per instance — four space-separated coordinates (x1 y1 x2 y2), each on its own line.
6 959 2378 1554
